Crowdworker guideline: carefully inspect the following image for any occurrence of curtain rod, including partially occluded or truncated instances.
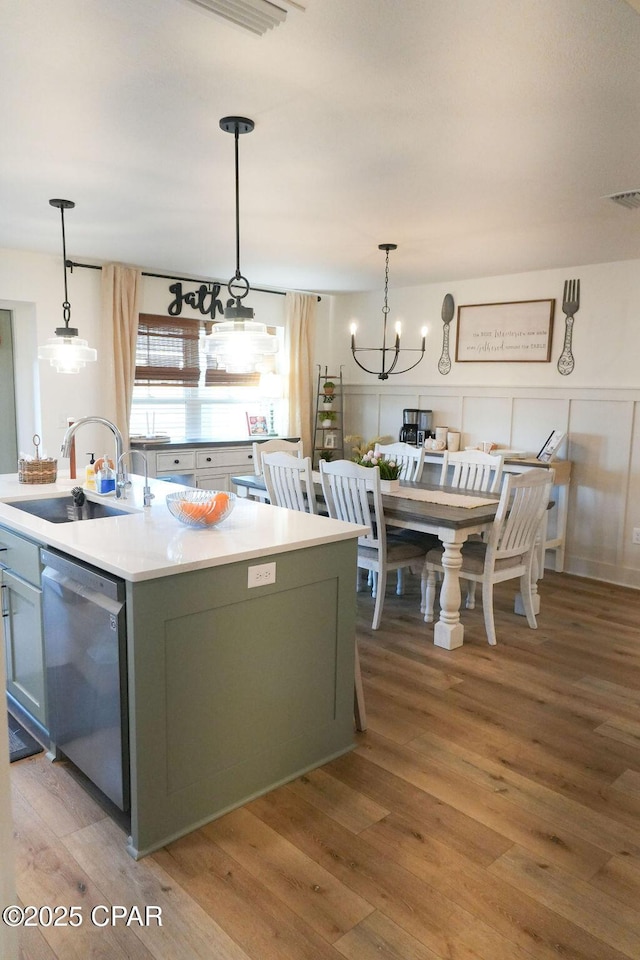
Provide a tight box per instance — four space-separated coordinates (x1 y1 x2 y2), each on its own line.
65 259 321 301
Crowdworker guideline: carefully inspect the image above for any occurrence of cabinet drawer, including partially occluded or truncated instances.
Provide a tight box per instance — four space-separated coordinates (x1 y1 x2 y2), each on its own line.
0 525 41 585
157 452 196 472
196 448 254 470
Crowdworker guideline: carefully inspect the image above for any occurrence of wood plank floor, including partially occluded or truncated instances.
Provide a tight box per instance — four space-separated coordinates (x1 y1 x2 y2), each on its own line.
10 570 640 959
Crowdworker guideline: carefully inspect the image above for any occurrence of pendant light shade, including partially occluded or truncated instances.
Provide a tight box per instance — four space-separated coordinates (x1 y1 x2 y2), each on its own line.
38 199 97 373
205 116 278 373
350 243 426 380
206 319 278 373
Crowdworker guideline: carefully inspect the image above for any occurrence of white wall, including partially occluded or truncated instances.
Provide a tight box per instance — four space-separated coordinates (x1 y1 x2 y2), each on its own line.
0 248 332 456
0 249 102 458
324 258 640 588
3 246 639 585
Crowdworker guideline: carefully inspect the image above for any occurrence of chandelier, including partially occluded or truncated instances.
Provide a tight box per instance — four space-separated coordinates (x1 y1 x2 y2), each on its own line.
205 116 278 373
350 243 426 380
38 199 97 374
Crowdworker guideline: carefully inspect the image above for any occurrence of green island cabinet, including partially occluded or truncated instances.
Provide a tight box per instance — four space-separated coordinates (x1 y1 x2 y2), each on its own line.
0 524 47 731
1 484 360 858
125 538 358 857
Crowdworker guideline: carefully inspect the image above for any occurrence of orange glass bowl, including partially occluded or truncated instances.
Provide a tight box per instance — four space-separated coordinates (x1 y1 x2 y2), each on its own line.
166 490 236 528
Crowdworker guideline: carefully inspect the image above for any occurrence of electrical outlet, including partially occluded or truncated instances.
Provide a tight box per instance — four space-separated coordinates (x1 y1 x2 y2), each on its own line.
247 561 276 588
633 528 640 545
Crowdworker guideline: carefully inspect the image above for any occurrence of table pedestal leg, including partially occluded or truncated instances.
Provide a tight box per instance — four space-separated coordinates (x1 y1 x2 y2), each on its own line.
434 538 465 650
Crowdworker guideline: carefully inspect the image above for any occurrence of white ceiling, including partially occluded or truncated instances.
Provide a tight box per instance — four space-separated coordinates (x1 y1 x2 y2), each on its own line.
1 0 640 294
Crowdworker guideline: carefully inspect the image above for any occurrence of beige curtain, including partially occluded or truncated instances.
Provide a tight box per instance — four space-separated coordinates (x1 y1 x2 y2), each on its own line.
101 263 142 449
285 292 316 457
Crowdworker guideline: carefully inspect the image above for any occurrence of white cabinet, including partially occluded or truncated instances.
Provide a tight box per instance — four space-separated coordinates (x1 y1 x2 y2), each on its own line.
156 451 196 474
140 443 255 492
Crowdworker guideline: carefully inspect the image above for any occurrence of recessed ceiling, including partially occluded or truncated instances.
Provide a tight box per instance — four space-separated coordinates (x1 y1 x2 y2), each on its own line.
1 0 640 293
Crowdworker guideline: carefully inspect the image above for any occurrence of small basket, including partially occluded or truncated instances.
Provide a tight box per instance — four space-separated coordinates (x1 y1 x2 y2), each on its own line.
18 457 58 484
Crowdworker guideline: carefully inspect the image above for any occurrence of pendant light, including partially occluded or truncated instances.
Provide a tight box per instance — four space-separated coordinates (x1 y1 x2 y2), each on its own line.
38 199 97 374
205 116 278 373
350 243 427 381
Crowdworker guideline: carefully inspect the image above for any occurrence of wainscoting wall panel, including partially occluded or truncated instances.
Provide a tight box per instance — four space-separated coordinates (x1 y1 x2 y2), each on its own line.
566 398 634 578
511 397 570 457
342 382 640 588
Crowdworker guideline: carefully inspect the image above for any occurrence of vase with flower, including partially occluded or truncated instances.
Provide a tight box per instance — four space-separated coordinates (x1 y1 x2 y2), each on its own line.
354 450 401 492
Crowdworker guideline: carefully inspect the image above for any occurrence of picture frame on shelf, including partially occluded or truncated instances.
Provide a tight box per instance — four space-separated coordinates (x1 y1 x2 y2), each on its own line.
246 414 269 437
536 429 565 462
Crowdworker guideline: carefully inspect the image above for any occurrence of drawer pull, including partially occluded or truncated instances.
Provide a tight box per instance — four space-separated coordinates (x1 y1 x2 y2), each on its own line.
206 457 212 462
174 459 180 464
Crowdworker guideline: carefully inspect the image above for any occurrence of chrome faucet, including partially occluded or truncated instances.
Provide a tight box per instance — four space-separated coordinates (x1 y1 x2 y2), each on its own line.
116 450 155 507
61 416 125 498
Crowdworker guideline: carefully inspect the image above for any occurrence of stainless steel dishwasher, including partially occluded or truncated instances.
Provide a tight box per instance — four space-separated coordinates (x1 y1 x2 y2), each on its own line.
41 548 129 811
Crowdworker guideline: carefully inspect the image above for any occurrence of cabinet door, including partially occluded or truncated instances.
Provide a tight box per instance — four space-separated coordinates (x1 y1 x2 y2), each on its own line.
195 472 230 492
1 569 46 725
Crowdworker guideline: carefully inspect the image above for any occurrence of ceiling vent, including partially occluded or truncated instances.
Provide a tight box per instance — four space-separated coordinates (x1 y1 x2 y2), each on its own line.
183 0 307 35
606 190 640 210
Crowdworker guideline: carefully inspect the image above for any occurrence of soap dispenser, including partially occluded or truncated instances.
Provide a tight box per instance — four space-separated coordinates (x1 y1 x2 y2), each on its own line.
96 452 116 495
85 453 97 491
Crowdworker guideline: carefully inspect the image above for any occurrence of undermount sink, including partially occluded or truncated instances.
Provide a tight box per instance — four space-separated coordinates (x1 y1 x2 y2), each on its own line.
7 496 135 524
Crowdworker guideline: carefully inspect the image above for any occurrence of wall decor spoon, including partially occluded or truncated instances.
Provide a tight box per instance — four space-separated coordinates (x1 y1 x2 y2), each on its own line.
438 294 455 375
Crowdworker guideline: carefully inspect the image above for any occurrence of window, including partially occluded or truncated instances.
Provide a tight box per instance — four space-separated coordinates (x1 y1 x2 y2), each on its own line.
131 314 284 441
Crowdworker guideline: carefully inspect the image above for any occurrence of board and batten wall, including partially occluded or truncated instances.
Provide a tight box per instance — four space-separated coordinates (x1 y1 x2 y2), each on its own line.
3 245 640 587
320 258 640 588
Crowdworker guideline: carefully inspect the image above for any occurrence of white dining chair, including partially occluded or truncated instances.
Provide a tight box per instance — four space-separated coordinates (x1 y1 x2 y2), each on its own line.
422 469 552 645
319 459 427 631
439 449 504 493
374 441 425 481
437 449 505 610
252 438 303 476
262 451 316 514
373 441 427 596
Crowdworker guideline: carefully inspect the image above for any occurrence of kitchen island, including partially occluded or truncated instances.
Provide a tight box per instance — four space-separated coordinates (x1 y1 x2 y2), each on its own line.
0 473 365 858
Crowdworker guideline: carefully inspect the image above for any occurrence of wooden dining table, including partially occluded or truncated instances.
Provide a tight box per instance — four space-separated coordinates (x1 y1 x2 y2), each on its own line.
232 473 504 649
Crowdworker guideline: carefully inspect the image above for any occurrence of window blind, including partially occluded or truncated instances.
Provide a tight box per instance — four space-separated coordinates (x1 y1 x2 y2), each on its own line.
135 313 261 387
135 314 200 387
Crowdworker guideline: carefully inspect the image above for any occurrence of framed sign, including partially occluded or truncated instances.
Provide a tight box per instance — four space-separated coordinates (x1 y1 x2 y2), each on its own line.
455 299 555 362
537 430 565 463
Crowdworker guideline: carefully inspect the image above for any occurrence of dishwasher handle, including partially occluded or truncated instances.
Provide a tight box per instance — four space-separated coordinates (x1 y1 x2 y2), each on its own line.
42 566 125 617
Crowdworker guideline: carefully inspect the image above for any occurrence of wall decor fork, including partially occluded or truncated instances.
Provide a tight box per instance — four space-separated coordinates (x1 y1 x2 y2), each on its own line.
557 278 580 375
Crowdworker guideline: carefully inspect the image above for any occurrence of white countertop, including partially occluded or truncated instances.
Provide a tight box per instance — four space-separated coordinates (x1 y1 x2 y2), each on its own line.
0 473 365 582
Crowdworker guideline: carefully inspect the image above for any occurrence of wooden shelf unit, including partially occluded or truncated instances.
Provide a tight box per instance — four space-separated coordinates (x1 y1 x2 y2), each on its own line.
313 366 344 468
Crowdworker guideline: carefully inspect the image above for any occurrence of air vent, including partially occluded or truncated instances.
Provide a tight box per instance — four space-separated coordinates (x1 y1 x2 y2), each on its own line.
183 0 307 35
607 190 640 210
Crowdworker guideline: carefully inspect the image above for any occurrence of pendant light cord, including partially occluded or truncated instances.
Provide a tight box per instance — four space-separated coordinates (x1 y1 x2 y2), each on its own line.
234 124 241 282
60 204 71 328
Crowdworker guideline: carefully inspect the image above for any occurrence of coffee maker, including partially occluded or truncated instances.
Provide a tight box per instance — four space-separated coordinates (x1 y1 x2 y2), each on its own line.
399 408 432 445
417 409 433 445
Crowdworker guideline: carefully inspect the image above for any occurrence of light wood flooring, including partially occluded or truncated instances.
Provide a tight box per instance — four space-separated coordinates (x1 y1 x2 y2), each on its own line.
10 570 640 960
